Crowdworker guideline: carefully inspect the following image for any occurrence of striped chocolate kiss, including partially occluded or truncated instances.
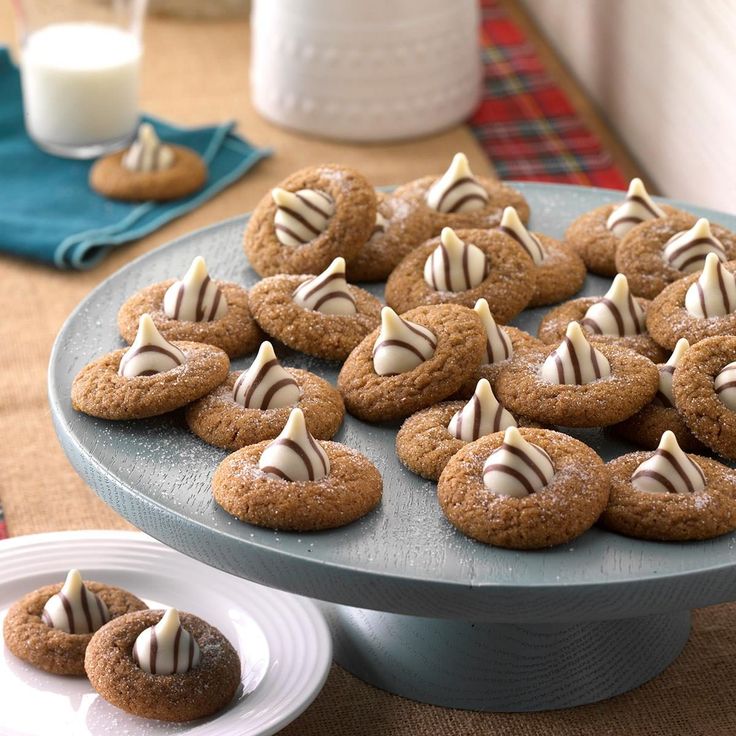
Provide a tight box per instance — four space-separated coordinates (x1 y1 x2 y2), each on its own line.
448 378 516 442
372 307 437 376
663 218 727 274
474 298 512 364
631 430 705 494
41 569 110 635
685 252 736 319
540 321 611 385
425 153 489 214
118 314 185 378
258 408 330 482
497 206 545 265
132 608 201 675
272 187 335 247
580 274 645 337
606 178 665 238
654 338 689 408
715 360 736 412
233 341 301 410
122 123 175 172
163 255 227 322
423 228 489 293
482 426 555 498
293 257 357 315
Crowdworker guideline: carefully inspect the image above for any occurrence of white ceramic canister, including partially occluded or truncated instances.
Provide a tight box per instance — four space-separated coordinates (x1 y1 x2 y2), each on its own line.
250 0 482 142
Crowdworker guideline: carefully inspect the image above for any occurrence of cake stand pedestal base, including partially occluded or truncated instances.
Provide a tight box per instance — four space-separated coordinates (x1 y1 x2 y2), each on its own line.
322 604 691 712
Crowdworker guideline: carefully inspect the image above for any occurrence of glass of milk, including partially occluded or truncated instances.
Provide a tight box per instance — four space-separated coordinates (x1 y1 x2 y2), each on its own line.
13 0 148 158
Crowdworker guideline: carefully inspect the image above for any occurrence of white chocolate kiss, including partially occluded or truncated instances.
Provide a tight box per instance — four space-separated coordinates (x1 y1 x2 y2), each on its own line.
540 322 611 385
448 379 516 442
258 407 330 482
272 187 334 246
631 430 705 494
482 427 555 497
426 153 489 214
655 338 689 408
372 307 437 376
685 253 736 318
606 178 665 238
293 257 357 315
122 123 175 172
369 211 389 242
41 569 109 634
233 341 301 410
163 256 227 322
715 361 736 412
474 298 512 364
498 206 545 265
118 314 185 378
663 218 726 274
581 274 645 337
132 608 201 675
423 228 488 293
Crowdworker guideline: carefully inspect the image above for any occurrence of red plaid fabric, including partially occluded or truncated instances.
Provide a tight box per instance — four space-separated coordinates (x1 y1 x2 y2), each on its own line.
469 0 628 189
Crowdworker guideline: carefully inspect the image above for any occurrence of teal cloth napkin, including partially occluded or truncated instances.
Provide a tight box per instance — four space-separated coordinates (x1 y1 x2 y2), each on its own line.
0 47 271 269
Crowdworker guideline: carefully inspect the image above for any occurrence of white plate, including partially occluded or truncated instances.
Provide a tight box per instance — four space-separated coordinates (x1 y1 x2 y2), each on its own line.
0 531 332 736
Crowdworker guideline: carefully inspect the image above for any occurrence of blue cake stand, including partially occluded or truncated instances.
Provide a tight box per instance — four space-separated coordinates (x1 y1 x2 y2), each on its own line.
48 183 736 712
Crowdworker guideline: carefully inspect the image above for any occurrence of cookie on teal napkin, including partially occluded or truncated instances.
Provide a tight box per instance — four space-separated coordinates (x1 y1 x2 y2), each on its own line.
0 47 271 269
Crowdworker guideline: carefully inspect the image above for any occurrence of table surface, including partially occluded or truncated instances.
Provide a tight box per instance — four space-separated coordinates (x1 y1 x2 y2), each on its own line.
1 1 734 734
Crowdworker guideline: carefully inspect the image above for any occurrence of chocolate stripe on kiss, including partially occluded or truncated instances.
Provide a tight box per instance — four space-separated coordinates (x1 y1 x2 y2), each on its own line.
655 365 676 407
267 438 316 481
483 463 536 494
373 338 427 364
437 177 487 213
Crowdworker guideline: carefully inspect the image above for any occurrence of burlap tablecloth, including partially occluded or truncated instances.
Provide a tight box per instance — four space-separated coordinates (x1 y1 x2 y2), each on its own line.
1 4 734 733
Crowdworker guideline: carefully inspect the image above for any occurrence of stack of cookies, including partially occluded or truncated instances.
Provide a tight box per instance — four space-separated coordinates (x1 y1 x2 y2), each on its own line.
71 158 736 553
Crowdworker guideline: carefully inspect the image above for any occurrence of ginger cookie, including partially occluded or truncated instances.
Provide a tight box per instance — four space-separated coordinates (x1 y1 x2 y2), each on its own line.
213 408 382 531
72 314 229 420
537 274 667 363
455 298 542 398
672 335 736 461
392 153 530 233
117 256 262 358
248 257 382 361
3 569 147 676
601 431 736 541
338 304 485 423
496 206 586 307
90 123 207 202
346 191 435 282
646 255 736 350
615 214 736 299
437 427 610 549
384 227 535 322
611 338 705 451
85 608 241 722
396 379 539 481
495 321 659 427
565 178 681 277
242 163 376 277
186 342 344 450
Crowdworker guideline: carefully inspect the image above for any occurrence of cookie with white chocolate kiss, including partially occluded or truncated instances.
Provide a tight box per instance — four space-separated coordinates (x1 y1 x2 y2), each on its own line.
185 341 344 450
338 304 486 423
213 408 382 531
537 274 667 363
243 163 376 277
437 427 610 549
495 321 659 427
393 153 530 234
248 257 382 361
601 430 736 541
384 227 536 322
85 608 241 722
615 212 736 299
646 254 736 350
72 314 229 420
117 255 263 358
